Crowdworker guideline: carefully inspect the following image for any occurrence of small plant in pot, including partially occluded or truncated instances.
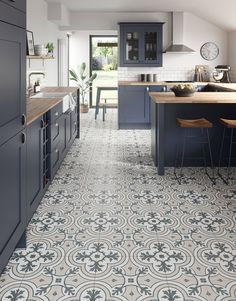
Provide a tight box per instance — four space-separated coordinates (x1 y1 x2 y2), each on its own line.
69 63 97 113
45 42 54 57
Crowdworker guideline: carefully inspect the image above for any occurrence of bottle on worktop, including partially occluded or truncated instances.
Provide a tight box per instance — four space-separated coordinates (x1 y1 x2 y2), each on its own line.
34 81 40 93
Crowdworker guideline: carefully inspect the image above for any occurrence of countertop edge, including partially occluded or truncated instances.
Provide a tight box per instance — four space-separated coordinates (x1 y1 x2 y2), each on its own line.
149 91 236 104
26 87 78 126
118 81 236 91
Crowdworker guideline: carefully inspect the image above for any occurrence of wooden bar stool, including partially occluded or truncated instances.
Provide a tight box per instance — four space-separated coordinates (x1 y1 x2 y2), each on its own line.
174 118 215 184
218 118 236 184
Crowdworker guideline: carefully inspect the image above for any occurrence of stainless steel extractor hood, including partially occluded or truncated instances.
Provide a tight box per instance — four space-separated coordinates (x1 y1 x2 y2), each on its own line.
164 12 195 53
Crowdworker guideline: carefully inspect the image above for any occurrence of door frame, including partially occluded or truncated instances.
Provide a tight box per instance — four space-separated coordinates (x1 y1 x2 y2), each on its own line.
89 35 118 108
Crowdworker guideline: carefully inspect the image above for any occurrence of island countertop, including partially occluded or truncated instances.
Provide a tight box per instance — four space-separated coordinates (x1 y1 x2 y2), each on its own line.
119 81 236 91
150 91 236 104
27 87 78 125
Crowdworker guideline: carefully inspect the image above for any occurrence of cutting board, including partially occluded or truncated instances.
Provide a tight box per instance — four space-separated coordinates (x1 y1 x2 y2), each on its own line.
194 65 211 82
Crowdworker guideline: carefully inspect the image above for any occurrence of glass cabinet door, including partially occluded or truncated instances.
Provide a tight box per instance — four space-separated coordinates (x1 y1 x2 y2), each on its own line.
125 30 140 63
144 31 157 62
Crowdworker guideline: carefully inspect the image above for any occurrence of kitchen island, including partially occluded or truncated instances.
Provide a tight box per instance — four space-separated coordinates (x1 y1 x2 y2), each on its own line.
150 87 236 175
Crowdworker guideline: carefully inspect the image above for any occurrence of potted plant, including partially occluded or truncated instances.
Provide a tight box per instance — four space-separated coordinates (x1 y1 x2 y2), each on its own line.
69 63 97 113
45 42 54 57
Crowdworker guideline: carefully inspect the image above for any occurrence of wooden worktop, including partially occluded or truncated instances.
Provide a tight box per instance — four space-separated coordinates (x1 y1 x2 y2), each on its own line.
27 87 78 125
118 81 207 86
150 92 236 104
118 81 236 90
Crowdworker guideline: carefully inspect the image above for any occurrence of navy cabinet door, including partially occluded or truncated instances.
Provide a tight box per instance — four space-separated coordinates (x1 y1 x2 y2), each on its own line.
0 0 26 12
0 1 26 28
119 24 142 66
119 86 149 127
26 118 43 222
0 21 26 145
142 25 163 66
0 131 26 274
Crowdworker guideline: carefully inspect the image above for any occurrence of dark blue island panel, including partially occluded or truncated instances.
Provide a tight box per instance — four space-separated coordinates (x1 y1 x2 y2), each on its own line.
151 100 236 174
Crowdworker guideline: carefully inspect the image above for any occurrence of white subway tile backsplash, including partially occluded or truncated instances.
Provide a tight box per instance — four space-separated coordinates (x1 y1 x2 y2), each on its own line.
118 66 196 81
118 66 215 82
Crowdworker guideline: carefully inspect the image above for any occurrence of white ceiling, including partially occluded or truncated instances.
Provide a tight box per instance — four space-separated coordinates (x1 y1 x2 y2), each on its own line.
45 0 236 31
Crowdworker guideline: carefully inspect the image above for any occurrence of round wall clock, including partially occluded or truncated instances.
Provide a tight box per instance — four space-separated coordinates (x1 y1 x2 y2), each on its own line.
200 42 219 61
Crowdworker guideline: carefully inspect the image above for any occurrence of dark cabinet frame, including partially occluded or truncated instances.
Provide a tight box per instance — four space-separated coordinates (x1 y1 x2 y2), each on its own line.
119 22 164 67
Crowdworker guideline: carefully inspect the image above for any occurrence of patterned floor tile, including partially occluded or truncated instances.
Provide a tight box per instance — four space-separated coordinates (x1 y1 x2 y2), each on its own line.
1 109 236 301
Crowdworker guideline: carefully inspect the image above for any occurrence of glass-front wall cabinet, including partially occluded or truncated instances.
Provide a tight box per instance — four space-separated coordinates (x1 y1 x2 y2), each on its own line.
144 31 157 62
125 31 140 63
119 23 163 67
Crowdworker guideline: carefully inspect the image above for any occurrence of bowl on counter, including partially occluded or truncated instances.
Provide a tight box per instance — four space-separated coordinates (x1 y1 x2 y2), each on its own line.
171 84 196 97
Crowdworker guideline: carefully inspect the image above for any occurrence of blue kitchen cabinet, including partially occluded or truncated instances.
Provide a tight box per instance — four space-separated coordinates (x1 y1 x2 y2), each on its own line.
119 23 163 67
0 21 26 146
26 117 47 223
0 131 26 274
0 0 26 13
118 86 150 129
0 0 26 275
0 0 26 28
118 85 165 129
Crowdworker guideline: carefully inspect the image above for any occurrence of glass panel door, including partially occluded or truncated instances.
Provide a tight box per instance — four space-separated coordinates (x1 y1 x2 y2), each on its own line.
125 31 140 63
90 36 118 108
144 31 157 62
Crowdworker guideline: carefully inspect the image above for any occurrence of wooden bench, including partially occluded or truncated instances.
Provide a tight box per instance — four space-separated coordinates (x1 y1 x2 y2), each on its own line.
98 98 117 121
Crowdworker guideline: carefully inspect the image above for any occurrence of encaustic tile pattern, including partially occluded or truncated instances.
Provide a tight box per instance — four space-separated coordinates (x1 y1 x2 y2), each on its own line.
0 110 236 301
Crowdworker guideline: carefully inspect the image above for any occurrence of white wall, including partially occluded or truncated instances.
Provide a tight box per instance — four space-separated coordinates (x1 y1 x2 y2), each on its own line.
67 11 228 81
228 32 236 82
27 0 67 87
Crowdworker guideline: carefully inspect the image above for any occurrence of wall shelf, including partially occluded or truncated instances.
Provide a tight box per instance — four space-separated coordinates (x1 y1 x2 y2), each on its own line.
27 55 54 67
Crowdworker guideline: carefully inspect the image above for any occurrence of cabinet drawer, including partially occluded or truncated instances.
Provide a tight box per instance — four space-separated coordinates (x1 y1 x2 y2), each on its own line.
49 103 63 123
50 143 60 169
50 119 61 149
0 1 26 28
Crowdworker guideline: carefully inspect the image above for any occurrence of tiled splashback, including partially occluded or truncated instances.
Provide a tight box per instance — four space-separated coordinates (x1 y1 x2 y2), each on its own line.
118 66 214 82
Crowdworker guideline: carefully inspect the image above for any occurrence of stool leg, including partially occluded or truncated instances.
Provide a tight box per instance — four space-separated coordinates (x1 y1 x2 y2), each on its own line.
105 99 107 114
206 128 215 184
218 126 226 175
226 128 234 184
180 129 187 177
103 105 105 122
201 129 207 173
174 129 186 185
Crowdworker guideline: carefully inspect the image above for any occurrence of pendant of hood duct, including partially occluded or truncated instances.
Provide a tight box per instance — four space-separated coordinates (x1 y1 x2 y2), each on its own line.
164 12 195 53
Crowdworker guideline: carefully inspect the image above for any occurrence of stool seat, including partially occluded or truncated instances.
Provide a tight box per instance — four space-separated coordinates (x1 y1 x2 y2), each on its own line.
219 118 236 128
176 118 213 129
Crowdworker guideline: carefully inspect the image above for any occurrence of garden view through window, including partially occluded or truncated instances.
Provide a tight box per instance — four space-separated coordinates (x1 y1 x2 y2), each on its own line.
90 36 118 107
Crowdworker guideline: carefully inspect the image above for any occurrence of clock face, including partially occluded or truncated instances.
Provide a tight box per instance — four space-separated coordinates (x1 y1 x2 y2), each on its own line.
200 42 219 61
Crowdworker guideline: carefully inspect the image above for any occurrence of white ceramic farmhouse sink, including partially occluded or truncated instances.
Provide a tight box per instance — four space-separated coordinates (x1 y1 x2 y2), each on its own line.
31 92 68 98
32 92 73 113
